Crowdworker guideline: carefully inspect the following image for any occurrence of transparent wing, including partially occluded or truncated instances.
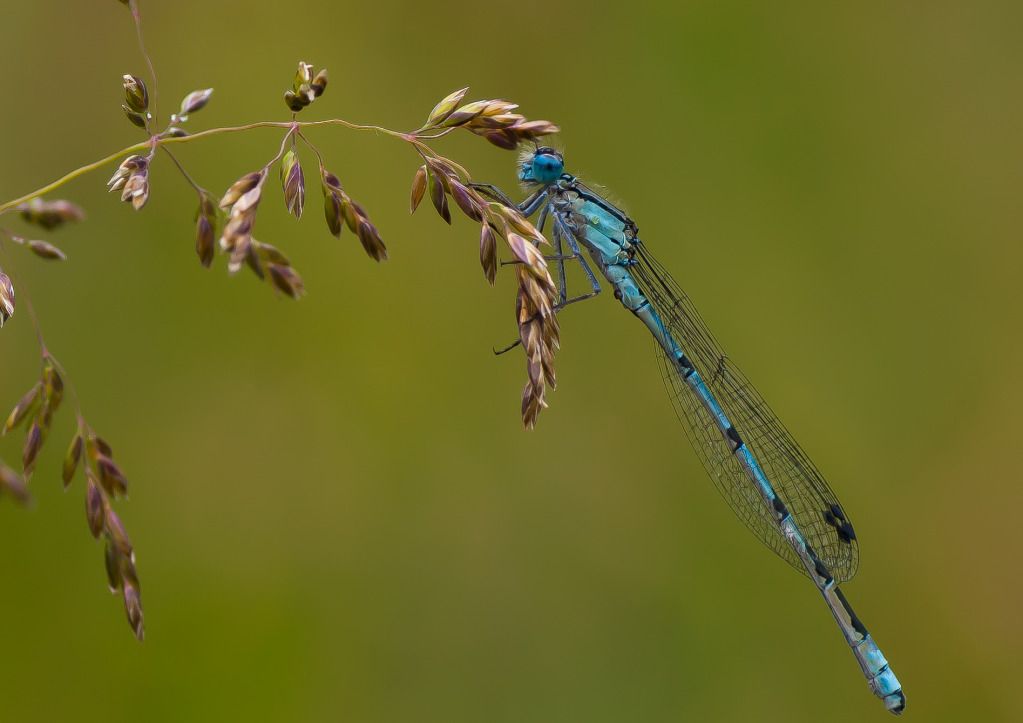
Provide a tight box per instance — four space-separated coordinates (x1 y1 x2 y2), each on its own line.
632 243 860 582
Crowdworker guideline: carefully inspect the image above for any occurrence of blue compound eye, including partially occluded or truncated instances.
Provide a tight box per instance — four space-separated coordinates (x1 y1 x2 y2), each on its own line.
531 152 563 183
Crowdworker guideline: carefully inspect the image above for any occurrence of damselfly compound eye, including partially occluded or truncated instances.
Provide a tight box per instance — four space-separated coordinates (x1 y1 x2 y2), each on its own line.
530 152 563 184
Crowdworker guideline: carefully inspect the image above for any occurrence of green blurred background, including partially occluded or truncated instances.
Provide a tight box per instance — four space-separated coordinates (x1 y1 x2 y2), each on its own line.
1 1 1020 721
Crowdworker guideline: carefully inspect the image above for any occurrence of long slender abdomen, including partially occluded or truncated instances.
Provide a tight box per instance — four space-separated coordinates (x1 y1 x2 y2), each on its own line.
596 257 905 713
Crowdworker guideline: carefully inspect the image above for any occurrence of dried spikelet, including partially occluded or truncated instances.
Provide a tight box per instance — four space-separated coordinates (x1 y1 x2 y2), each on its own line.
506 233 549 277
280 149 305 219
515 267 560 429
76 420 144 638
356 219 387 261
310 69 328 97
85 474 104 538
4 358 63 477
426 87 469 126
123 577 145 641
0 270 13 327
27 240 66 261
440 99 490 127
409 165 427 214
105 508 133 557
320 166 387 261
267 263 306 299
322 168 344 237
493 204 545 244
3 382 41 434
122 75 149 113
63 432 83 488
419 90 559 149
195 192 218 268
219 171 262 209
253 240 290 268
178 88 213 119
41 359 65 425
87 432 112 459
428 169 450 224
284 61 327 112
122 106 147 128
22 420 44 475
96 455 129 497
108 155 150 210
219 170 267 274
494 221 560 427
17 199 86 230
448 179 483 222
0 463 30 505
104 540 121 592
479 224 497 285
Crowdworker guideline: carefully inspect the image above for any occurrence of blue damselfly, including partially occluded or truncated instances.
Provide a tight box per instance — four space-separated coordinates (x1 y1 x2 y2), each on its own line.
474 147 906 714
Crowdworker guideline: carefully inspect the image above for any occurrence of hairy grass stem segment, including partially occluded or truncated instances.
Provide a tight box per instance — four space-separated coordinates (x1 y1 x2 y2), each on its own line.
160 146 204 195
1 120 416 217
158 146 219 268
125 0 160 125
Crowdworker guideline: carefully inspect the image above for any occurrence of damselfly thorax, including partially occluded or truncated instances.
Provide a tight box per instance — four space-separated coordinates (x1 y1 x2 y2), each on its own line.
546 177 640 267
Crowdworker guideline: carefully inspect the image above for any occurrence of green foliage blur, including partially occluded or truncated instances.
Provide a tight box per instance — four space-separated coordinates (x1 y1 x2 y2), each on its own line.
1 1 1020 720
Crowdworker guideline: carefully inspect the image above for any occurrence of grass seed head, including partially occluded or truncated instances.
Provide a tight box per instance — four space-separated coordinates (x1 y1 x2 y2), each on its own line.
63 432 83 487
27 240 66 261
409 165 427 214
17 199 86 230
0 463 30 505
0 270 12 327
280 149 305 219
122 74 149 113
178 88 213 118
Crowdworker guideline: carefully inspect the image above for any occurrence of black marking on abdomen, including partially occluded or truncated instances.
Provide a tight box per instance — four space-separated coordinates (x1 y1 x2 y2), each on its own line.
814 558 834 583
835 587 869 637
676 354 695 378
772 495 789 520
725 426 743 451
804 544 835 584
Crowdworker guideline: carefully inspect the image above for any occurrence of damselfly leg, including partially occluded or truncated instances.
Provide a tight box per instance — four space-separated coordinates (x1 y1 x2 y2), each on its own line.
473 182 603 354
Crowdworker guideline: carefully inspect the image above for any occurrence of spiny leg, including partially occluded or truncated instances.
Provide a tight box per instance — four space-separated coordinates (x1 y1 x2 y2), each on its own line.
474 183 603 352
469 182 517 208
554 215 602 302
547 206 569 306
470 183 546 217
493 256 603 356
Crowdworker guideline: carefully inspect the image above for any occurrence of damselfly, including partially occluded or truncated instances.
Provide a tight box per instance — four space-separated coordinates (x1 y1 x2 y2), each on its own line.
474 147 906 715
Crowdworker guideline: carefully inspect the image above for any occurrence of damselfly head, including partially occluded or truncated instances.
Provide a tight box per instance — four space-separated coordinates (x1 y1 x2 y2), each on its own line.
519 146 564 185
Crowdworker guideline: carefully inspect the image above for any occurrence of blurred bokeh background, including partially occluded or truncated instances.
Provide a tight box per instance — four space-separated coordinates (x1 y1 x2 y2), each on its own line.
1 1 1020 721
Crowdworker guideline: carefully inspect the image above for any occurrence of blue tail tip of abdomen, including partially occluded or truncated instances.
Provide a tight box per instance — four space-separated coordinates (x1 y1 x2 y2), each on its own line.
885 691 906 715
